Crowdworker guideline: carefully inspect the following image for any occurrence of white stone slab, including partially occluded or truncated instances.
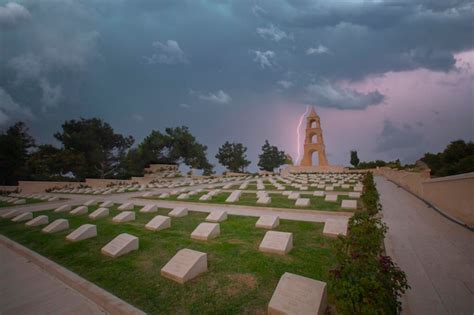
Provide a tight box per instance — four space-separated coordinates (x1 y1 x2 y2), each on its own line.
66 224 97 242
168 207 188 217
348 192 361 198
313 191 325 197
14 199 26 205
118 202 134 211
199 194 211 201
256 215 280 229
112 211 135 223
101 200 114 208
145 215 171 231
42 219 69 234
323 219 348 237
268 272 327 315
25 215 48 227
159 193 170 199
288 192 300 200
191 222 220 241
83 199 97 206
101 233 139 258
259 231 293 255
324 194 338 202
140 204 158 213
325 186 334 191
70 206 88 216
2 209 20 219
54 204 72 213
12 212 33 222
295 198 310 207
205 210 227 222
225 190 242 203
89 207 109 220
354 185 363 192
257 196 271 205
160 248 207 284
341 199 357 210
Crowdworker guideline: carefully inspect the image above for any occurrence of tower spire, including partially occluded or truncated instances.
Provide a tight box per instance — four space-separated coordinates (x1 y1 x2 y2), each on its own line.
299 106 329 167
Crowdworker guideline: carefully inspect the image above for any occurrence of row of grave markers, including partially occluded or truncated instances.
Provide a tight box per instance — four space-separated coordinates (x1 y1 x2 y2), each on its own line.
2 200 339 314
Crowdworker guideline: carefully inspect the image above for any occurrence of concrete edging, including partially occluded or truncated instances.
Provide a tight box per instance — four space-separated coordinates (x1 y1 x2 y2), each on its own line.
0 235 146 315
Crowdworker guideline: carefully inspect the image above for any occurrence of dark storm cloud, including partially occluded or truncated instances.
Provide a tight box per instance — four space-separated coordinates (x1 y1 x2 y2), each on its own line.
0 0 472 168
376 120 423 152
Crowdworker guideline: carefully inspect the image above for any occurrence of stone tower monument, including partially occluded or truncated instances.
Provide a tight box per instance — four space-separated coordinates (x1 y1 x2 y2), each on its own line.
299 106 329 167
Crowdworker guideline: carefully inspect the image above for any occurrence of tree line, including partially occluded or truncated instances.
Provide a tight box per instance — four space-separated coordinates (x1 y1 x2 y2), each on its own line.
349 139 474 177
0 119 290 185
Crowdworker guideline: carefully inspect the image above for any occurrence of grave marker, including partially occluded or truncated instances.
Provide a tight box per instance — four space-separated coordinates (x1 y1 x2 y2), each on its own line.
101 233 139 258
160 249 207 284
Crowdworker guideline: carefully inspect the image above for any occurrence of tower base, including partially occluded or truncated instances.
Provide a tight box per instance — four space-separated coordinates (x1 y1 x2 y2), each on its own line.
281 165 346 177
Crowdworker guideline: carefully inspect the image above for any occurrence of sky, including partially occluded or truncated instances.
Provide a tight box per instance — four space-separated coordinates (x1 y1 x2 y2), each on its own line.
0 0 473 172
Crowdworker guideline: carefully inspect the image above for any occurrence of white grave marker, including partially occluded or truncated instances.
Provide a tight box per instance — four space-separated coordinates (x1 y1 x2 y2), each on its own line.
160 249 207 284
101 233 139 258
268 272 327 315
259 231 293 255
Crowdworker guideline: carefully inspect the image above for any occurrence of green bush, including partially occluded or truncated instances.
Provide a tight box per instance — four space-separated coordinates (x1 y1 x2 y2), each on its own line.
331 173 409 314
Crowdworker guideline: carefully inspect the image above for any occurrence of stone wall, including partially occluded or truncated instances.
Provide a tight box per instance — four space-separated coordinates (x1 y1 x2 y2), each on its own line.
0 185 19 192
18 181 82 194
379 167 474 228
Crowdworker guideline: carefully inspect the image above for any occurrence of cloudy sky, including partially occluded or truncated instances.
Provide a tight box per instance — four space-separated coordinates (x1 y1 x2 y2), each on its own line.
1 0 473 171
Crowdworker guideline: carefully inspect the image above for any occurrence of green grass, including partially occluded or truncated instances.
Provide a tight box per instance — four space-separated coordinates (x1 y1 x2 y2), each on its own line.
0 198 45 208
145 191 355 212
0 205 337 314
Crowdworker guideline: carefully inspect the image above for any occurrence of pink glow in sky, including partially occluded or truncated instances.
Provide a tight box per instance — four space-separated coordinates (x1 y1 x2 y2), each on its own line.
278 50 474 166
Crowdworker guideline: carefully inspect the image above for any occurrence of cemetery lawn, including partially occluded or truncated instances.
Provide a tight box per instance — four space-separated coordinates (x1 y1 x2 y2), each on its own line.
0 206 338 314
0 198 45 208
146 192 356 212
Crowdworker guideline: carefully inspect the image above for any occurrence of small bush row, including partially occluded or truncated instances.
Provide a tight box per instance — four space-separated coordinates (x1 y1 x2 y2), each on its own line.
331 172 409 315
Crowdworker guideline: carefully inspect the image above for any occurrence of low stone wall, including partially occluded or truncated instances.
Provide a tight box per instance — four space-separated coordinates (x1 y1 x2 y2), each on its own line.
0 186 19 192
84 178 134 188
379 168 474 228
18 181 82 194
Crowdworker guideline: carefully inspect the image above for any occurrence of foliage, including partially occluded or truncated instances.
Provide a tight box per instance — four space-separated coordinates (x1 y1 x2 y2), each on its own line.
215 141 251 172
421 140 474 177
284 153 294 165
0 122 35 185
54 118 134 179
257 140 286 172
331 172 409 314
26 145 69 181
126 126 213 176
350 150 360 167
355 159 401 170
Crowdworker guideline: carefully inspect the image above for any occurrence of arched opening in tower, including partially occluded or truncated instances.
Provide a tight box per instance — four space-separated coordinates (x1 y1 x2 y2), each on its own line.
310 120 318 128
311 134 318 144
311 151 319 166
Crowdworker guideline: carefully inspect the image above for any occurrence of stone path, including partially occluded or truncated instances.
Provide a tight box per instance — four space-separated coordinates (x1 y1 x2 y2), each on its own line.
376 176 473 315
0 242 106 315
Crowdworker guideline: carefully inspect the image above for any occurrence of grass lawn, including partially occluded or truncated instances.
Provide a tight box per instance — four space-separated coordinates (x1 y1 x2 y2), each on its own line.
146 191 355 212
0 198 46 208
0 205 337 314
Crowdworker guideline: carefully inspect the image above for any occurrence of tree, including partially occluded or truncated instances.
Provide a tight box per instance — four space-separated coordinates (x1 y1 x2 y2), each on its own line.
54 118 134 179
421 139 474 176
257 140 286 172
26 145 65 180
0 122 35 185
126 126 213 176
350 150 360 168
215 141 251 172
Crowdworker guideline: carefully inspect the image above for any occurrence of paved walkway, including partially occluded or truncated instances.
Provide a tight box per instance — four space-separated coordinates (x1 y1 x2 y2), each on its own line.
0 242 106 315
376 176 473 315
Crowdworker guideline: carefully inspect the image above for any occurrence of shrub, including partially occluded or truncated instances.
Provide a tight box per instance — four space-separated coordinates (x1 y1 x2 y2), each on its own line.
331 173 409 314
